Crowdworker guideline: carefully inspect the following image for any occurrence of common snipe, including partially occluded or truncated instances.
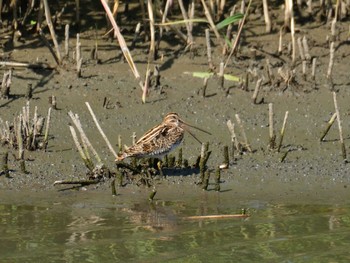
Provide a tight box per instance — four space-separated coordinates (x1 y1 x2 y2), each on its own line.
116 112 210 161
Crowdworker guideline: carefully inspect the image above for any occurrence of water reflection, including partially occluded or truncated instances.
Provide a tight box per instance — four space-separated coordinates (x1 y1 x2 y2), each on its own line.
1 195 350 262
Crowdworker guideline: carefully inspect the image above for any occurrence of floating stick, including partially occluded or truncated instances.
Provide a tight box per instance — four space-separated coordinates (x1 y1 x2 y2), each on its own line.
333 92 347 161
185 213 250 220
320 112 337 141
268 103 276 149
277 111 289 152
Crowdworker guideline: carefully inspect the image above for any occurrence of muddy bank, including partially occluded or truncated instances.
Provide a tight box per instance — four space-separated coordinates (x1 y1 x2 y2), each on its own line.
1 1 350 203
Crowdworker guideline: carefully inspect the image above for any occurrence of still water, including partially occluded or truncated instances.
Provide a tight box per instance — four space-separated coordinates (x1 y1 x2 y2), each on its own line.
1 189 350 263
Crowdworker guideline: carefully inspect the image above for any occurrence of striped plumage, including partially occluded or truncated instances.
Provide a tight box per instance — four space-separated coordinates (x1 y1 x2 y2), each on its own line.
116 113 209 161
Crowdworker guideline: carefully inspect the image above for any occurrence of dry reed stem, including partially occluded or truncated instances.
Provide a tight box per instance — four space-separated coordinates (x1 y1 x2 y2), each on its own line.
42 0 62 64
68 111 102 164
320 112 337 141
268 103 276 149
312 57 317 80
43 107 52 150
297 37 305 61
302 36 311 61
178 0 193 46
235 114 252 152
100 0 143 90
327 42 335 79
200 0 223 46
226 119 240 153
278 27 283 55
262 0 272 33
277 111 289 152
205 29 213 70
65 24 69 57
85 102 118 158
252 78 262 104
225 0 252 68
333 92 347 161
147 0 156 61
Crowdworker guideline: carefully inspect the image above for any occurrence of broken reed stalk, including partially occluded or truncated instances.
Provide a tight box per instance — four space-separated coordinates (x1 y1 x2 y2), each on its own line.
215 168 221 191
320 112 337 141
69 125 94 171
202 77 209 97
235 114 252 152
332 92 347 161
43 107 52 150
227 119 239 155
76 33 82 77
68 111 102 164
278 27 283 55
262 0 272 33
65 24 69 58
302 60 307 80
199 142 211 183
268 103 276 149
131 22 141 49
147 0 156 61
223 145 229 168
297 37 305 61
205 29 214 70
1 69 12 99
327 41 335 80
202 170 210 190
290 0 296 65
85 102 118 158
42 0 62 64
252 78 262 104
100 0 143 92
277 111 289 152
302 36 311 61
312 57 317 80
111 179 117 196
218 62 225 89
1 151 9 177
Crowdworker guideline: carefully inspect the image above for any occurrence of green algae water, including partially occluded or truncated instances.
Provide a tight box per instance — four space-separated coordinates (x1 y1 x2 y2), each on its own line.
1 189 350 263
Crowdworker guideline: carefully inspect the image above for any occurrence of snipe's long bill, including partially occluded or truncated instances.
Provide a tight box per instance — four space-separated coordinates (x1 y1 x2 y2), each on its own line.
116 112 210 161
